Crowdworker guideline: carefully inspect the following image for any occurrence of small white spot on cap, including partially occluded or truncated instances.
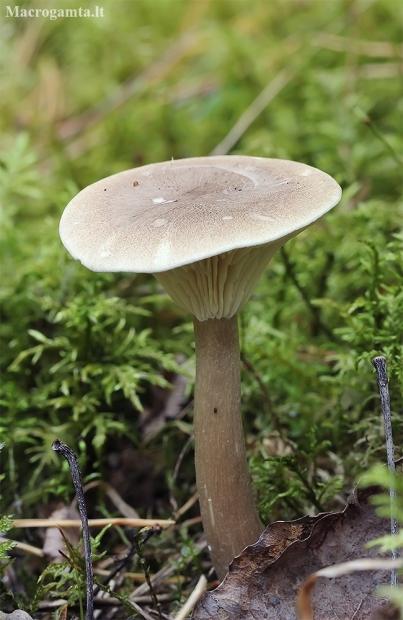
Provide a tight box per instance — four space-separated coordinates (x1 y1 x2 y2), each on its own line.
100 250 112 258
153 218 167 227
73 222 79 226
152 197 166 204
300 169 312 176
249 212 276 222
154 238 171 268
222 216 233 221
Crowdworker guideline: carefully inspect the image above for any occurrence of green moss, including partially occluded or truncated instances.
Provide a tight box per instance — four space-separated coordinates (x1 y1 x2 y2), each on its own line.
0 0 402 608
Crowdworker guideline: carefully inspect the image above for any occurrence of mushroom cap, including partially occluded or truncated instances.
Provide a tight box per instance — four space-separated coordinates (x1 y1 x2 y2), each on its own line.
59 156 341 274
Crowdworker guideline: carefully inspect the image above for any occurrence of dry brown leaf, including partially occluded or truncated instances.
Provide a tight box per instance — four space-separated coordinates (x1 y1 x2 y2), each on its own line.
57 605 68 620
83 479 140 519
140 355 189 439
192 488 399 620
297 558 403 620
42 505 81 563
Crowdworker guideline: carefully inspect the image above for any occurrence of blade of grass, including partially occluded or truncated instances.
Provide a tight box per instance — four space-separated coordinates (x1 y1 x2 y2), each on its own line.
354 106 403 166
211 0 379 156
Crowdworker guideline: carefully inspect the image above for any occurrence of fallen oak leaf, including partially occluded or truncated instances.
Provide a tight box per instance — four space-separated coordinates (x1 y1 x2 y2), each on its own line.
297 558 403 620
192 487 398 620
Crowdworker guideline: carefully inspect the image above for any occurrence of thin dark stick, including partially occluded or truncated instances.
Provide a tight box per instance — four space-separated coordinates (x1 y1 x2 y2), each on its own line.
52 439 94 618
371 356 399 587
280 247 340 344
241 353 283 434
355 106 403 167
135 526 163 619
93 543 137 597
170 435 194 513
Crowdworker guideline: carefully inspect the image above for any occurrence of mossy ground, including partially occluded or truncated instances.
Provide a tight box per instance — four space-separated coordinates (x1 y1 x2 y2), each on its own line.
0 0 402 615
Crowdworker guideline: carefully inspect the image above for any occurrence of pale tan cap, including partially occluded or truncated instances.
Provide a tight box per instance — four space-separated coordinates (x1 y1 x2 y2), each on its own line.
59 156 342 275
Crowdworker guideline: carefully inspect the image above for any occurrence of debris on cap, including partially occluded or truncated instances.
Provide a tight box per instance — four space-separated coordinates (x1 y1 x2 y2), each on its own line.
60 156 342 275
60 156 342 320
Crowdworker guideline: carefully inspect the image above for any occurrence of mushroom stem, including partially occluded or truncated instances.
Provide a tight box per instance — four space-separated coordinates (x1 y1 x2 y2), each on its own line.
193 315 264 580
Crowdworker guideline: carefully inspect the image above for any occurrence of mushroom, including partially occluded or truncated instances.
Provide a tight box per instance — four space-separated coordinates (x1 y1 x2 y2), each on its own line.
59 155 342 579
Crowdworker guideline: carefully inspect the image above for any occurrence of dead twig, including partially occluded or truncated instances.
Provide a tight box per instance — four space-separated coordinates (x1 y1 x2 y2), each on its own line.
312 33 403 58
0 536 44 558
173 574 207 620
57 30 199 141
83 479 140 519
170 436 195 513
12 517 175 528
280 246 340 344
210 0 379 156
371 356 399 587
94 568 186 585
174 492 199 521
93 542 137 597
135 526 164 619
129 538 207 601
210 68 294 156
52 439 94 620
